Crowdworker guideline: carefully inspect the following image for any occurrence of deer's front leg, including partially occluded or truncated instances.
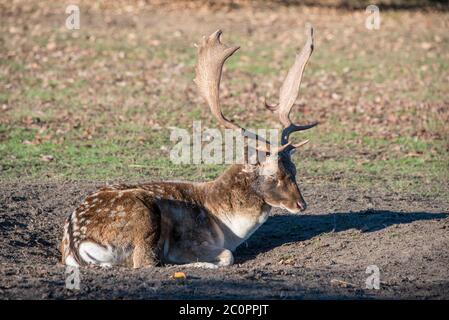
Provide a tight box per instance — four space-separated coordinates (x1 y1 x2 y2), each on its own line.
177 245 234 269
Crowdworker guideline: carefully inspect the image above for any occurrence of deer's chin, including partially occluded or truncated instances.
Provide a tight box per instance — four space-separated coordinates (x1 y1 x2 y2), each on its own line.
280 204 302 214
265 201 301 214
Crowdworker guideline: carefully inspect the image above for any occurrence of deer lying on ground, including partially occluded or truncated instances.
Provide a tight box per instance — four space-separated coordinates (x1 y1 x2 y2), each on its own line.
61 25 317 268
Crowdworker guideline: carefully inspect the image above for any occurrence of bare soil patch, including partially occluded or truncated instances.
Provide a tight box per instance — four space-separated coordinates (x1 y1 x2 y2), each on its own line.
0 181 447 299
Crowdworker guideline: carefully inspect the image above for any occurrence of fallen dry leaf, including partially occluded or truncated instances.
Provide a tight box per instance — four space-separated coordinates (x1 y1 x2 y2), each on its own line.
330 279 356 288
172 272 187 280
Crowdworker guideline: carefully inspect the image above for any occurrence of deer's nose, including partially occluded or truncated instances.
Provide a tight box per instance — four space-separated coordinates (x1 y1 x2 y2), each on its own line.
297 201 307 212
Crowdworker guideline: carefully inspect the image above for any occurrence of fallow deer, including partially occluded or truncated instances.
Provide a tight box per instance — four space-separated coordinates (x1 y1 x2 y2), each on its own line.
61 25 317 268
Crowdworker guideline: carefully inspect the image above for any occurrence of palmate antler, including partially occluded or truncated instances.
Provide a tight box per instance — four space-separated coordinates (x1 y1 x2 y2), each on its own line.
195 30 291 154
195 27 317 155
195 30 240 132
266 24 318 148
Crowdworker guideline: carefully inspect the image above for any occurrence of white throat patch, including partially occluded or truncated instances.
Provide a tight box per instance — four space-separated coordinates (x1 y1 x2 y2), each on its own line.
219 207 271 250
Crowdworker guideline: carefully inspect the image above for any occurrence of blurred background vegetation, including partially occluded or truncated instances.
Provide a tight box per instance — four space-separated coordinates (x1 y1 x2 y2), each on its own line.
0 0 448 199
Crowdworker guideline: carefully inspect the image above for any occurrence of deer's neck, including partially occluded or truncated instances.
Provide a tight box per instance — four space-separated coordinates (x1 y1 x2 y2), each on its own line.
199 165 270 250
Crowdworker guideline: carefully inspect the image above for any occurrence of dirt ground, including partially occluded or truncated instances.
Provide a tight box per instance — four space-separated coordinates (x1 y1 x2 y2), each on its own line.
0 181 448 299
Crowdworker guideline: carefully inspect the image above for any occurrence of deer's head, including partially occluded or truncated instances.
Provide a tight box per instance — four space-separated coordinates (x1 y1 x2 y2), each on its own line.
195 26 317 214
254 151 305 213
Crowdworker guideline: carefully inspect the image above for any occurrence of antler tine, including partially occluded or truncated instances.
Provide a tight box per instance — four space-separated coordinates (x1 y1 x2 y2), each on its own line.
266 24 318 146
195 29 283 154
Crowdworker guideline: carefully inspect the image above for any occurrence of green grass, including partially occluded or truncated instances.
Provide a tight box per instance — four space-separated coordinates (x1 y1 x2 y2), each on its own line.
0 4 448 199
0 125 227 181
2 122 447 196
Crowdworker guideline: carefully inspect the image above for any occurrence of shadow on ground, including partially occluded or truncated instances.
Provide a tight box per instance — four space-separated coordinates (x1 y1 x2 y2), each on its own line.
236 210 448 262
